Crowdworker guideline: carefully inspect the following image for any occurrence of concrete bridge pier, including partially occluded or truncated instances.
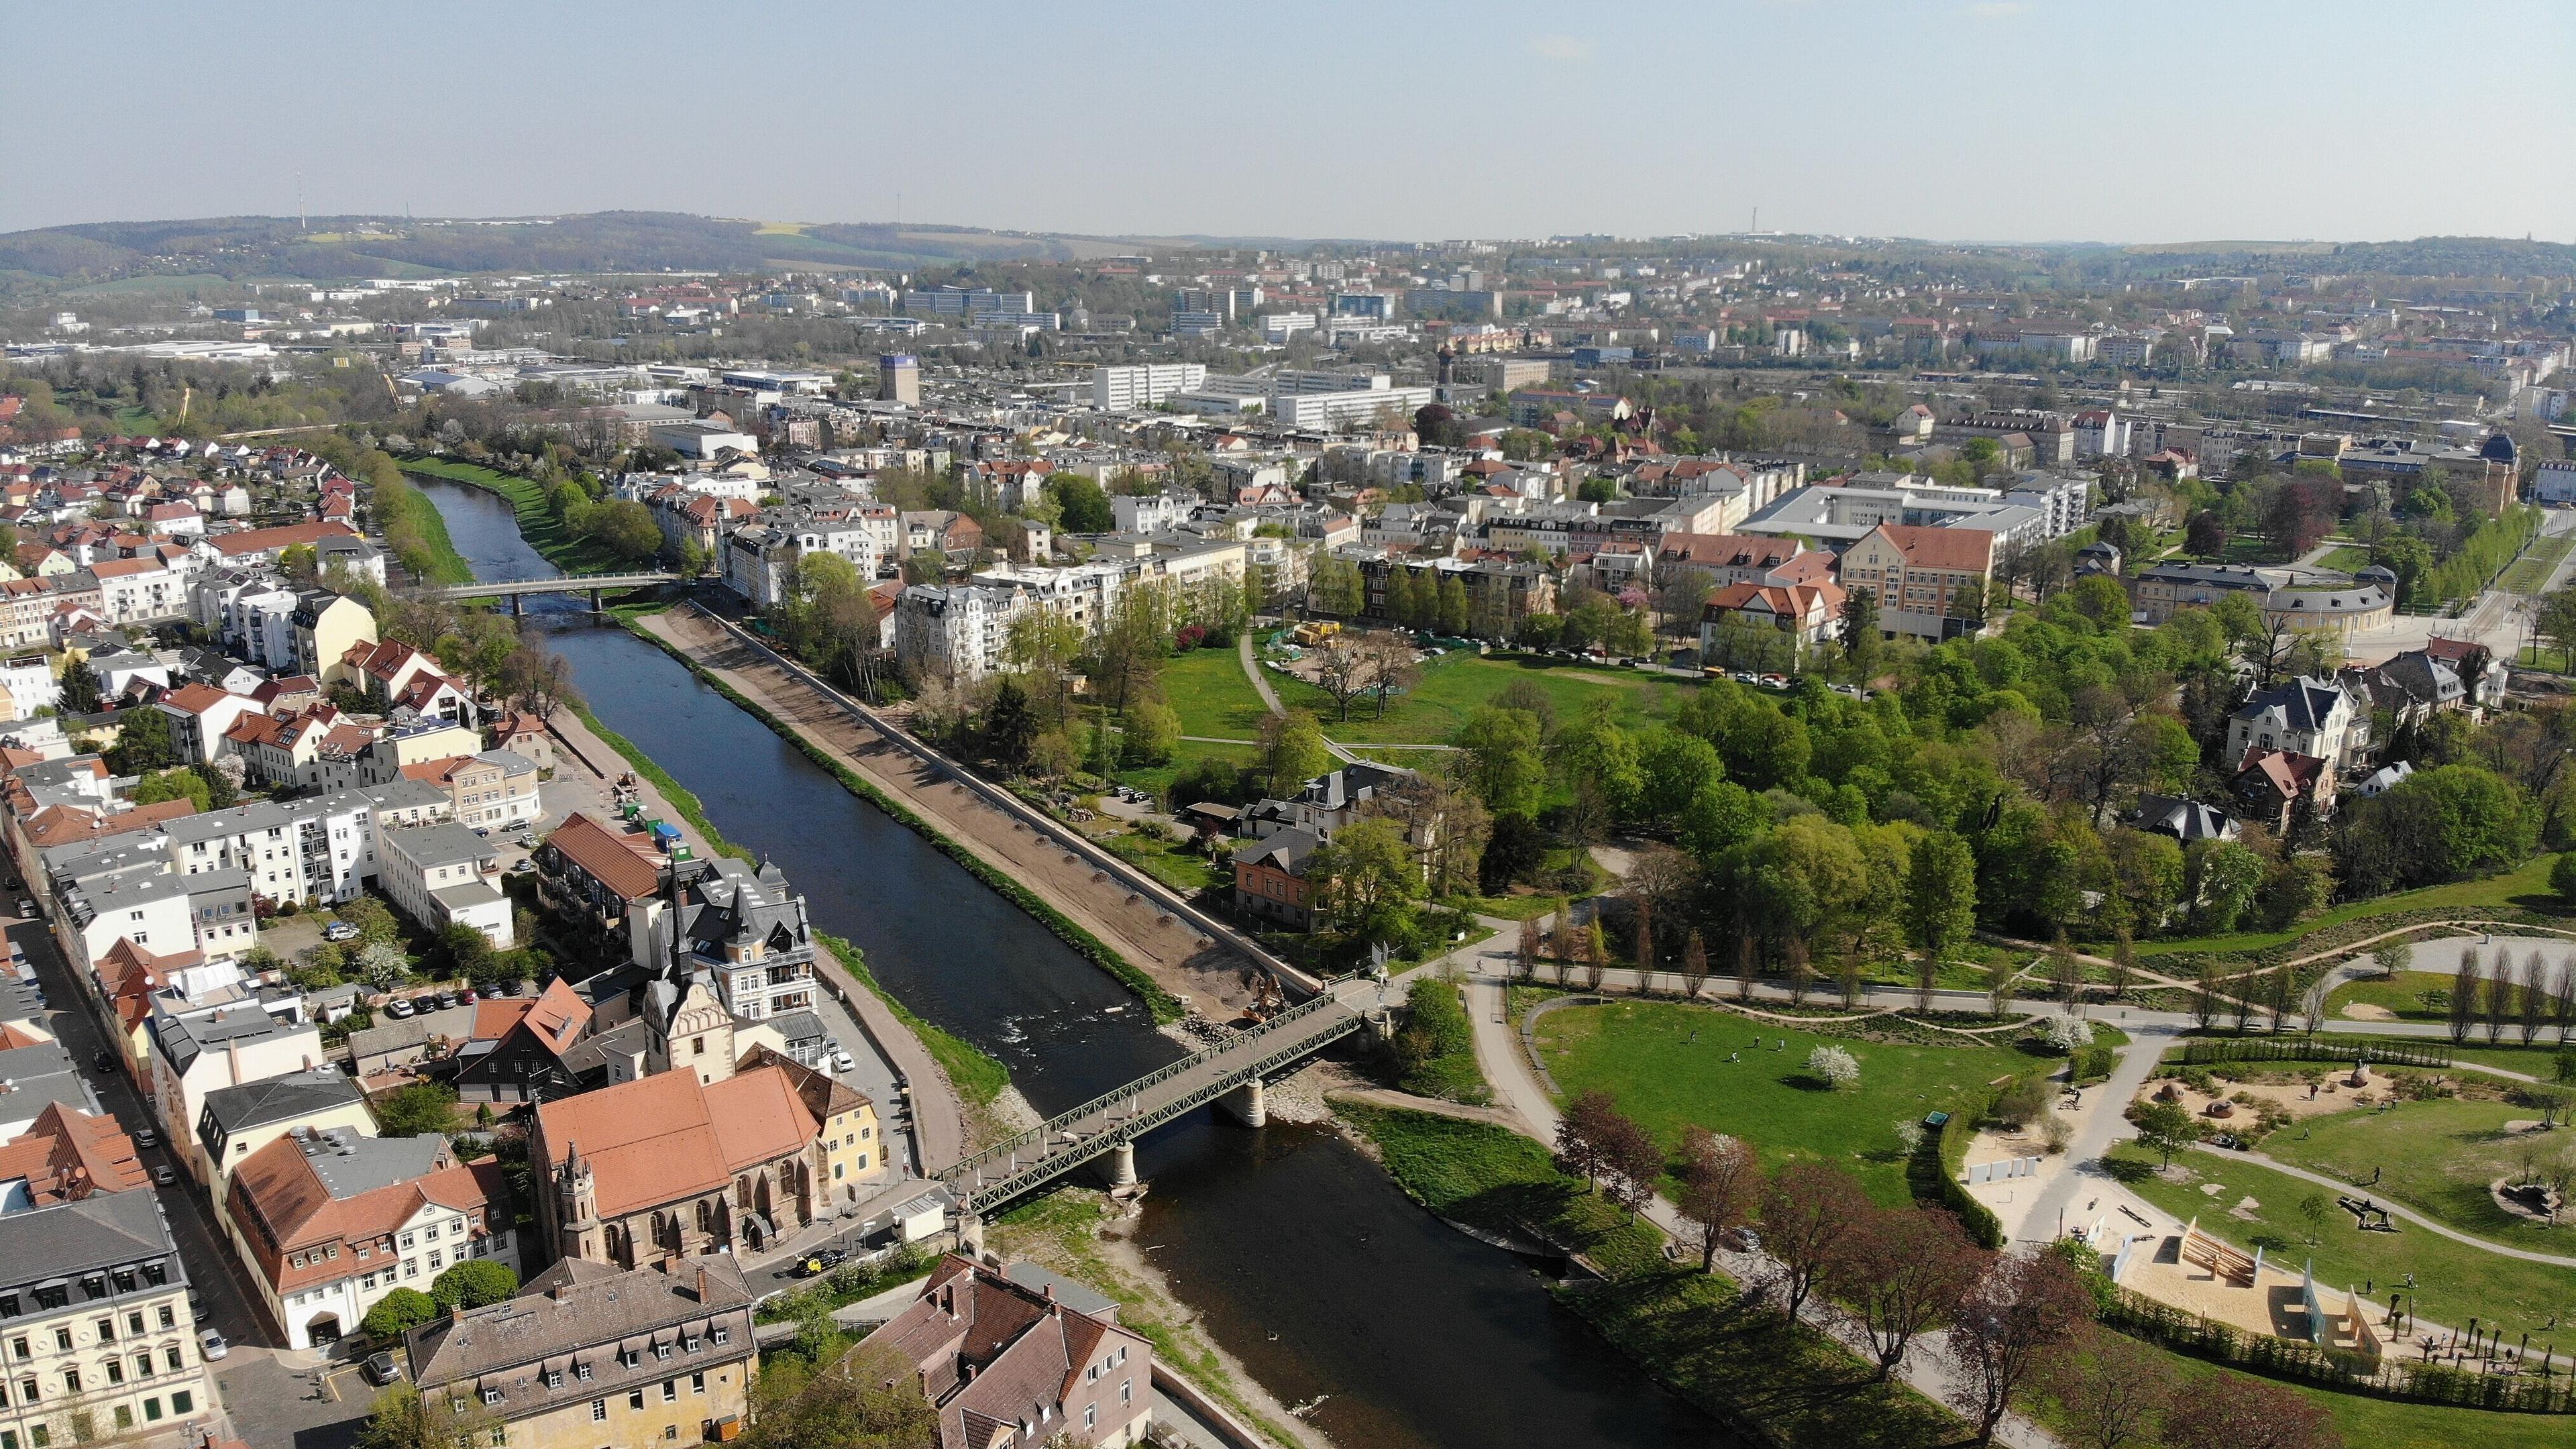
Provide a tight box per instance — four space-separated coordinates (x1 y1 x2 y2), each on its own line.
588 588 604 612
1217 1076 1267 1129
1108 1139 1138 1187
957 1211 985 1258
508 594 523 617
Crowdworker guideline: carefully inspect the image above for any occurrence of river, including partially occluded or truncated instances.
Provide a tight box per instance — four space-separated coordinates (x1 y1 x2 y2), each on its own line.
416 477 1719 1449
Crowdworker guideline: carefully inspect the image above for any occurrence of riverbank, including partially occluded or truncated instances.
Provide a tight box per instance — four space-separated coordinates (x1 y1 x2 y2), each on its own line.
635 606 1291 1022
376 470 475 586
396 455 630 574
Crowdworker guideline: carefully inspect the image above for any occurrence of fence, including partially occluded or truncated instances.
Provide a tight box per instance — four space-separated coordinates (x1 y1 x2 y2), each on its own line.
2104 1286 2576 1413
2177 1036 2452 1069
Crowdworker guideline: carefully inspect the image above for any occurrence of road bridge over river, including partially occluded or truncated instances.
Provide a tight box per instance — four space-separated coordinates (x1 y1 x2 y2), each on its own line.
423 573 679 610
943 977 1375 1218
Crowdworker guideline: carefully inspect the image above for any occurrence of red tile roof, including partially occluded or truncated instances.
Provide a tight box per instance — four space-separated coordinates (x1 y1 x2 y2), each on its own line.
535 1065 820 1220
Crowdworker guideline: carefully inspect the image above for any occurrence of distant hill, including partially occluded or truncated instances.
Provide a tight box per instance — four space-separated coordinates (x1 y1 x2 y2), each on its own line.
0 211 1137 286
2097 235 2576 280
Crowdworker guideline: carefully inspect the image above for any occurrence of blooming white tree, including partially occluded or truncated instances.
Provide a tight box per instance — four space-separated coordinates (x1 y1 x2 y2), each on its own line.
1809 1044 1860 1090
355 941 409 991
2043 1016 2094 1053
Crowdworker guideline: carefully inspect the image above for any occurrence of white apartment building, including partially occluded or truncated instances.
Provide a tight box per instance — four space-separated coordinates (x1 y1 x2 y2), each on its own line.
894 582 1023 682
1260 312 1317 342
162 790 396 907
1268 386 1435 430
1093 363 1208 411
378 822 513 950
90 559 187 625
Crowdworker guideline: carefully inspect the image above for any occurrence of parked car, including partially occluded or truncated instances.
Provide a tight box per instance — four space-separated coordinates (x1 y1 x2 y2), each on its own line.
153 1165 175 1187
472 826 492 838
364 1352 402 1385
197 1330 228 1361
15 900 33 918
135 1127 158 1149
433 991 459 1011
510 859 535 874
321 921 360 943
827 1050 856 1074
458 986 480 1005
94 1052 116 1073
383 997 416 1020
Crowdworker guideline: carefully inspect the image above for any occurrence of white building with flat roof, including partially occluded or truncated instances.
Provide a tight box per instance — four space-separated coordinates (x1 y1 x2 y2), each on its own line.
1093 363 1208 411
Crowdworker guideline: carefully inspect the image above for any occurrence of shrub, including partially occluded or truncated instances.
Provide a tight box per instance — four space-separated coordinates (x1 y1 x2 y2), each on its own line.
1807 1044 1860 1089
430 1260 518 1311
2041 1016 2095 1053
362 1287 436 1342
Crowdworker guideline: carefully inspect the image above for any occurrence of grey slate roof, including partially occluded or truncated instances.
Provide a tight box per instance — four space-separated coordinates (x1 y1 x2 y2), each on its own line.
199 1067 364 1140
403 1257 755 1401
304 1131 449 1199
0 1038 98 1123
2232 676 2350 733
0 1185 184 1297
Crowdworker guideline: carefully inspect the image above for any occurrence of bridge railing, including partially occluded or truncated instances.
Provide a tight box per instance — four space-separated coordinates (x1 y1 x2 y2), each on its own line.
939 974 1359 1191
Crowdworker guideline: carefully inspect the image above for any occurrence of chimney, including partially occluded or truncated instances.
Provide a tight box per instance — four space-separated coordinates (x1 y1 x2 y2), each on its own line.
549 1281 569 1303
695 1267 708 1304
449 1305 463 1326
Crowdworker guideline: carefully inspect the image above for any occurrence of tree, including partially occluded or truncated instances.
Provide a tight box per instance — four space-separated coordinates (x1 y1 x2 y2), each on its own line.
354 941 409 990
1516 916 1542 981
354 1381 498 1449
1120 698 1179 766
1943 1248 2090 1446
1596 1106 1664 1220
376 1081 458 1138
2451 947 2480 1045
588 498 663 561
1759 1161 1870 1322
1259 709 1332 798
1554 1089 1619 1191
2296 1191 2330 1244
736 1340 938 1449
1680 928 1711 1001
441 921 494 979
361 1286 439 1343
1807 1044 1860 1089
131 766 210 812
1905 830 1977 980
1479 812 1546 892
58 655 103 711
983 676 1039 772
2131 1098 2202 1167
1826 1205 1980 1381
1841 587 1882 678
1454 706 1548 816
429 1259 519 1311
1048 474 1114 533
1307 818 1422 946
1309 555 1364 617
2044 1324 2178 1449
106 705 177 773
2159 1370 2340 1449
1676 1126 1761 1271
1358 632 1422 718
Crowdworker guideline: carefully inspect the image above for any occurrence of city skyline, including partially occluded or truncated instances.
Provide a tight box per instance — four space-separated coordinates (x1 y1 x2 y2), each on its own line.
15 0 2573 245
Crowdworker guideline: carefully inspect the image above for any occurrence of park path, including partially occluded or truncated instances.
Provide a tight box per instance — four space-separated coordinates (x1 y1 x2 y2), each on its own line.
1236 631 1359 763
1458 953 2061 1448
2013 1024 2184 1245
2204 1144 2576 1270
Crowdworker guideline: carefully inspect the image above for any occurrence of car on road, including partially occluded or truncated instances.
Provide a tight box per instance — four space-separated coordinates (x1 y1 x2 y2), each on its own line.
197 1330 228 1361
135 1126 158 1148
95 1051 116 1073
15 900 32 918
472 826 492 838
321 921 360 943
510 859 535 874
383 997 416 1019
790 1249 845 1278
826 1049 855 1074
364 1352 402 1385
153 1165 175 1187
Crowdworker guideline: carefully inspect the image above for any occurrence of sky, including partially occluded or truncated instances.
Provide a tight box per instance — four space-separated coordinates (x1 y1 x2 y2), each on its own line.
14 0 2575 246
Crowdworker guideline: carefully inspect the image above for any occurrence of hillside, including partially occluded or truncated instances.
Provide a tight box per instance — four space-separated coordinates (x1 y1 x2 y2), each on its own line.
0 211 1136 287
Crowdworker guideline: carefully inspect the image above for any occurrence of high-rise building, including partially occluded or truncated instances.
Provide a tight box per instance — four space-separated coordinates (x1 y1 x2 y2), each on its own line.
877 354 920 405
1093 363 1208 411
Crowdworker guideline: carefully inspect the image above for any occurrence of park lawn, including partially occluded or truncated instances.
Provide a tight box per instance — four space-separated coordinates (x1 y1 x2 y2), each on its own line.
1102 831 1217 894
1533 1000 2004 1206
2262 1097 2573 1253
2102 1142 2576 1336
383 476 474 586
397 456 631 574
1340 1103 1963 1448
2312 543 2373 572
2445 1040 2576 1078
1114 739 1256 805
1159 649 1272 741
2133 853 2567 958
1273 651 1680 745
2326 969 2459 1024
2029 1330 2576 1449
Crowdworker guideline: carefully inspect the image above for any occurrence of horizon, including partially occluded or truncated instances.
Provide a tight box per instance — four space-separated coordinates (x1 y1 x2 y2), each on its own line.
15 0 2573 244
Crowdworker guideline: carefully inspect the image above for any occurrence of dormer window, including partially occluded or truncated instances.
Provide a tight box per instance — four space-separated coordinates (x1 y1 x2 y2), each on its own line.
575 1363 592 1382
544 1369 562 1389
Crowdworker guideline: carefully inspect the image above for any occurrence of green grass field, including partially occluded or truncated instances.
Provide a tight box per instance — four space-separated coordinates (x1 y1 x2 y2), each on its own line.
2265 1097 2575 1253
2325 969 2459 1024
1532 1000 2006 1205
1160 649 1272 741
2312 543 2373 572
2499 531 2575 595
1102 830 1218 894
2103 1142 2576 1335
2134 853 2565 957
1269 651 1683 745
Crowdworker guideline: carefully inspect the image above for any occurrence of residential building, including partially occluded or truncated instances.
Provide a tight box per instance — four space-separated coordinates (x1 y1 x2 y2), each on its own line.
531 1058 882 1266
288 590 377 682
1699 580 1847 669
193 1065 374 1196
859 1256 1155 1449
0 1185 214 1448
223 1129 514 1350
378 823 513 951
2133 795 2239 843
878 354 920 405
164 791 384 906
1654 533 1835 590
1231 830 1318 928
1092 364 1207 412
144 1004 324 1185
2225 677 2371 773
533 812 667 962
400 1258 756 1449
1267 386 1434 430
629 855 816 1023
153 684 264 766
400 751 541 832
453 979 595 1106
2231 749 2335 835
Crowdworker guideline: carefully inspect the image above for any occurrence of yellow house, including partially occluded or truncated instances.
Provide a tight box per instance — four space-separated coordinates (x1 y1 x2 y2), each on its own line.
193 1066 378 1197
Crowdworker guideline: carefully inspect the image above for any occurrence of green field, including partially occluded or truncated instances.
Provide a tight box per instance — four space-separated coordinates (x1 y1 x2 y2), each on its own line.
1268 650 1683 745
2266 1097 2576 1254
1102 830 1218 894
1532 1000 2006 1205
396 456 632 574
1160 649 1271 741
2312 543 2373 572
2325 969 2461 1024
2499 531 2575 596
2104 1142 2576 1335
2133 853 2566 957
1341 1103 1962 1447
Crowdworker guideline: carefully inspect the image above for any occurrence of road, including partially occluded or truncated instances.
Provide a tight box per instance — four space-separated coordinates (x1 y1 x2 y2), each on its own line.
2345 504 2576 666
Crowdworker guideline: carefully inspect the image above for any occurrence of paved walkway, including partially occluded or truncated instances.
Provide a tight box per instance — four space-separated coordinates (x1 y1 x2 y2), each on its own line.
1239 629 1360 764
2209 1144 2576 1269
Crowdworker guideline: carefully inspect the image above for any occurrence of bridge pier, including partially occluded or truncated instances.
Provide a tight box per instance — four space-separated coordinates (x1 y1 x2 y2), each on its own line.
508 594 523 617
1217 1076 1267 1129
589 588 603 612
1108 1139 1138 1188
957 1211 985 1258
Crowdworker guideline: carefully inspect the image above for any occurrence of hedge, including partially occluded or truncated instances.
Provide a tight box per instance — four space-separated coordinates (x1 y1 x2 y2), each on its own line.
1911 1085 2006 1248
2177 1035 2452 1069
622 616 1183 1022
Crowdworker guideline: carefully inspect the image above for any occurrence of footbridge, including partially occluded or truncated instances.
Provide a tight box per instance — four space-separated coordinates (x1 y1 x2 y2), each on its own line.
942 977 1373 1217
423 573 680 611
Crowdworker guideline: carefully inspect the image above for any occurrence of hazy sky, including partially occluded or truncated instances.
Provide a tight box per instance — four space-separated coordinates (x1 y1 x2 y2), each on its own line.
16 0 2573 245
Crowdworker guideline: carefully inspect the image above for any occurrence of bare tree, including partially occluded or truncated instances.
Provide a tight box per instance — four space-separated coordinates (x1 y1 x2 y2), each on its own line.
2300 977 2328 1036
1943 1249 2091 1446
1597 1107 1664 1221
1632 896 1656 995
1824 1205 1980 1381
2160 1370 2338 1449
1355 631 1421 719
1786 937 1813 1006
1758 1161 1870 1323
1734 929 1758 1004
2485 955 2512 1045
2555 963 2576 1044
1516 916 1542 983
2451 949 2479 1045
2520 951 2547 1046
2106 928 2136 1000
1676 1127 1761 1272
1680 928 1711 1002
1548 916 1577 987
1554 1089 1617 1191
1307 635 1373 722
2043 1325 2177 1449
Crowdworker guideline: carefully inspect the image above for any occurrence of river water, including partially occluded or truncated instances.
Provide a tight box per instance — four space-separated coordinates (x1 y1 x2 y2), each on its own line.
416 478 1719 1449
